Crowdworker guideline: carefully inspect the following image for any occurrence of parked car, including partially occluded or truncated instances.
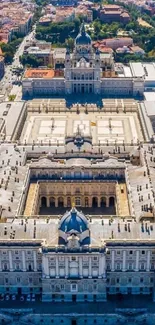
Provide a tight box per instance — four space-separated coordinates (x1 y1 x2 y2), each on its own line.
0 294 4 301
20 295 24 302
11 295 16 301
26 294 31 302
5 294 10 301
31 294 35 302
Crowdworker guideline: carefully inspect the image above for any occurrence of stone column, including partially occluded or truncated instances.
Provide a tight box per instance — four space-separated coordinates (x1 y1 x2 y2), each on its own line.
135 250 139 271
43 255 49 278
22 250 26 271
56 256 59 278
106 197 109 208
79 257 83 278
98 199 101 208
65 257 69 278
111 250 115 272
33 250 37 271
55 197 58 208
146 250 151 272
47 196 50 208
99 254 106 278
122 250 126 272
9 251 13 271
88 257 92 278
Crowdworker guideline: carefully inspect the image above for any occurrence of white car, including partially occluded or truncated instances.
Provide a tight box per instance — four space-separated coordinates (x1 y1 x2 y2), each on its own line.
26 294 31 302
11 295 16 301
5 294 10 301
31 294 35 302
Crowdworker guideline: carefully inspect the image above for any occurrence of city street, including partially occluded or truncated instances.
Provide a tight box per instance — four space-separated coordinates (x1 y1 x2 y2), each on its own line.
0 26 36 101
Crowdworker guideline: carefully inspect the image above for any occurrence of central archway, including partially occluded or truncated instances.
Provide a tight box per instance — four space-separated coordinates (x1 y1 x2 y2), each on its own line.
109 196 115 206
41 196 47 207
101 197 106 207
58 197 64 207
92 197 98 208
50 197 55 207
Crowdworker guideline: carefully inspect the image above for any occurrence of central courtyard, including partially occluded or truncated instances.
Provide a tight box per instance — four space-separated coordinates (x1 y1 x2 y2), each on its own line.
20 99 144 145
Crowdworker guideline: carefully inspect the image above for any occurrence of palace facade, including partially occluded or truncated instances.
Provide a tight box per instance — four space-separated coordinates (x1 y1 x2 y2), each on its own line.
22 24 144 98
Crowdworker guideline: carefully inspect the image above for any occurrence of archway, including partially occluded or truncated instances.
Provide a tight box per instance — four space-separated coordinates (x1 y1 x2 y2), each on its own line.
67 197 71 207
58 197 64 207
41 197 47 207
109 196 115 206
85 197 89 207
101 197 106 207
50 197 55 207
92 197 98 208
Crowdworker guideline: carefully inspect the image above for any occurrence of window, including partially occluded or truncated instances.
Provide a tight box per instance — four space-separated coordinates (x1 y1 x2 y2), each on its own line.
128 278 132 283
140 278 143 283
117 251 120 255
71 284 77 292
61 284 65 290
29 277 32 284
116 278 119 283
3 263 8 271
75 197 81 206
5 278 8 284
140 263 145 270
93 257 98 261
129 250 133 255
128 263 133 271
71 257 76 261
116 263 121 270
15 251 19 255
2 251 6 255
142 250 145 255
150 278 154 283
16 277 20 283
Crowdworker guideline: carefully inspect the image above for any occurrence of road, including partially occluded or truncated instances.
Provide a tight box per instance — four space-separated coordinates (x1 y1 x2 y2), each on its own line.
0 25 36 101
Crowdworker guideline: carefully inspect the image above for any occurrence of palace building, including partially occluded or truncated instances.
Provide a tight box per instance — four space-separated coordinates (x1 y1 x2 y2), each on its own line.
22 23 144 98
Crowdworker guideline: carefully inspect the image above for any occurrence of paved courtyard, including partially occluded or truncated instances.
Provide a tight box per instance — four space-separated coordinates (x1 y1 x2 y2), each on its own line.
20 111 143 145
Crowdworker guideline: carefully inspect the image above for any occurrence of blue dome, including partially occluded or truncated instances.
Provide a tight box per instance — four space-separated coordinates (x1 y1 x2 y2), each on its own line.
75 23 91 45
59 207 88 233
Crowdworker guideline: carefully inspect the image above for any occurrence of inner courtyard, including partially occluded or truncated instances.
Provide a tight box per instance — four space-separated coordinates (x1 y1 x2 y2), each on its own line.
19 98 144 146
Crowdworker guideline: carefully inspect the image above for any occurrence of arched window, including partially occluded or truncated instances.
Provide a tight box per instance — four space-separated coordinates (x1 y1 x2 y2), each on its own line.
50 197 55 207
58 197 64 207
41 197 47 207
75 197 81 206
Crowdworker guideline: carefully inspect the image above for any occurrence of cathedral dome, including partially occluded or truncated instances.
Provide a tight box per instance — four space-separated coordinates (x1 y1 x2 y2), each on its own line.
59 206 88 233
75 23 91 45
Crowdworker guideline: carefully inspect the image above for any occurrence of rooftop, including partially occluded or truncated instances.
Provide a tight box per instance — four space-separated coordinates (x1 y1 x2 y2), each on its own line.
24 69 55 79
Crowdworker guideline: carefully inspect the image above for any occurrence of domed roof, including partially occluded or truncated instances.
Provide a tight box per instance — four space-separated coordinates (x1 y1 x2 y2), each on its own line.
59 206 88 233
75 23 91 45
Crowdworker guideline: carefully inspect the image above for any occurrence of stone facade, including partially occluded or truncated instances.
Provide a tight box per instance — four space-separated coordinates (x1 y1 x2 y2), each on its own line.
22 24 144 98
0 240 155 302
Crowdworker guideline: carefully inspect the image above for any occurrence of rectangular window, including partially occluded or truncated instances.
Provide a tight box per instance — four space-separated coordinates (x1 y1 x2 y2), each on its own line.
16 277 20 283
93 257 98 261
29 277 32 284
71 284 77 292
71 257 76 261
142 250 145 255
15 251 19 255
117 251 120 255
61 284 65 290
5 278 8 284
129 250 133 255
